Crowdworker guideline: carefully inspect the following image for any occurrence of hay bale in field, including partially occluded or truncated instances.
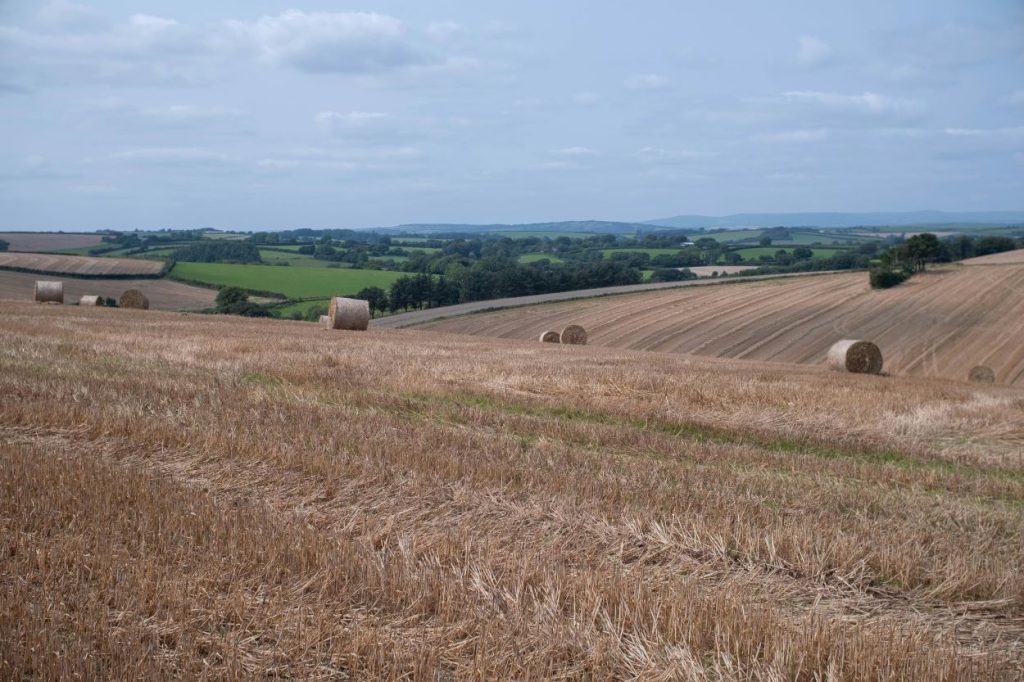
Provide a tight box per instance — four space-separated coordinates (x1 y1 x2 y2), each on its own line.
827 339 883 374
327 297 370 331
539 330 561 343
560 324 587 345
319 314 330 328
119 289 149 310
968 365 995 384
79 295 102 306
34 280 63 304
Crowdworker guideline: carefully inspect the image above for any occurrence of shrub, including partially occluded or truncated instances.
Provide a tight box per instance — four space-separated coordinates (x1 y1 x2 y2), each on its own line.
215 286 248 308
869 269 910 289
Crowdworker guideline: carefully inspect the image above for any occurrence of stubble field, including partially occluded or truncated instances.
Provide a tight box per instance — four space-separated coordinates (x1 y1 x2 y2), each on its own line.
418 261 1024 386
0 301 1022 679
0 252 165 276
0 270 215 310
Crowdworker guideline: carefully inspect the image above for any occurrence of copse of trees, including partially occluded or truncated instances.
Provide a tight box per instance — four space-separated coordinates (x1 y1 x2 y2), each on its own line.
868 233 1021 289
0 238 8 252
173 241 263 264
213 286 273 317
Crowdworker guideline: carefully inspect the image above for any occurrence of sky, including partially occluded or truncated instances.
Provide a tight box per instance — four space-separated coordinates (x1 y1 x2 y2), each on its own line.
1 0 1022 230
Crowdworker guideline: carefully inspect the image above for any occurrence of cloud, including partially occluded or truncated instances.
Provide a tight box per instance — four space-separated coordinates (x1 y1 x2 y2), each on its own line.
426 21 461 42
1010 90 1024 108
624 74 670 91
634 147 710 164
755 129 830 143
109 147 230 165
781 91 925 120
37 0 106 32
573 91 600 106
797 36 833 67
224 10 425 74
552 146 599 156
944 127 1024 140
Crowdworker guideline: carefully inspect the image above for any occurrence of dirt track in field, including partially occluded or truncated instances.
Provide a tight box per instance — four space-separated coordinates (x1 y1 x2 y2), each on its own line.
417 264 1024 385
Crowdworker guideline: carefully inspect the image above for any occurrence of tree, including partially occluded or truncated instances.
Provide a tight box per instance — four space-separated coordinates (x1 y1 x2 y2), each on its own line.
0 238 8 252
792 247 813 260
215 286 248 309
759 236 772 247
899 233 942 272
356 286 389 317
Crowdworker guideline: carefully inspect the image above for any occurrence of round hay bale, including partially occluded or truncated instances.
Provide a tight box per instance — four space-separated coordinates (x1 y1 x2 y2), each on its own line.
539 330 561 343
328 297 370 331
79 295 102 306
319 314 331 329
34 280 63 304
827 339 883 374
119 289 150 310
968 365 995 384
560 324 587 345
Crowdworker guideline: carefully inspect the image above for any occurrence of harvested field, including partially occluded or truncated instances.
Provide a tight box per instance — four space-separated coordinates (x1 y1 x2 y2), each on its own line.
0 232 103 252
962 249 1024 266
0 270 215 310
0 252 164 277
687 265 758 276
0 301 1022 679
420 264 1024 386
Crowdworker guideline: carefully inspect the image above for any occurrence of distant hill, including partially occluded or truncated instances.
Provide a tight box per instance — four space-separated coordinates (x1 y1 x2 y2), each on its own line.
373 220 656 235
644 211 1024 229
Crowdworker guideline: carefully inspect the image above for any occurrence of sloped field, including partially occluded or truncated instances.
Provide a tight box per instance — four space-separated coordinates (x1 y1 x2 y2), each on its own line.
962 248 1024 265
0 251 164 276
0 232 104 252
0 302 1022 679
0 270 215 310
419 265 1024 385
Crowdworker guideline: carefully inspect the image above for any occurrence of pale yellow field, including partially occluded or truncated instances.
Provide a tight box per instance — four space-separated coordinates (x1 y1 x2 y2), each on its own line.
962 248 1024 265
0 251 165 276
419 264 1024 385
1 302 1022 679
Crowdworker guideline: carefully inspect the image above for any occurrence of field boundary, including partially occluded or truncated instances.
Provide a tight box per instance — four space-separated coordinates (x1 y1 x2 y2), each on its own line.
0 263 170 280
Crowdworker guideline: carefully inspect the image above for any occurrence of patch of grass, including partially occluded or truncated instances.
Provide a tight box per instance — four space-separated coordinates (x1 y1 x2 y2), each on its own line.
170 262 404 298
518 253 565 264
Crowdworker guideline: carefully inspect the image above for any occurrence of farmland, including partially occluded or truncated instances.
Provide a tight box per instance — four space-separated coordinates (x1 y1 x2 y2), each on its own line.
0 301 1021 679
170 262 404 298
0 252 166 277
0 270 215 310
418 261 1024 385
729 246 844 261
0 232 104 252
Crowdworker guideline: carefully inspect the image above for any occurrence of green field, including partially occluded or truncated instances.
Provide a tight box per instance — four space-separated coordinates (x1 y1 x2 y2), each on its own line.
495 231 596 239
171 262 404 298
518 253 565 264
692 229 764 242
728 247 844 262
600 248 684 258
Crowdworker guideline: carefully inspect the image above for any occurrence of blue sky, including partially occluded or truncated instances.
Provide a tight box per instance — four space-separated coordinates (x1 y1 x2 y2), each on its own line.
1 0 1022 229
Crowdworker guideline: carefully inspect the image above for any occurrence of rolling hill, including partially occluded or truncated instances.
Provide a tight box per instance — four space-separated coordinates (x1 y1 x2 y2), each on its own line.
644 210 1024 229
0 301 1021 678
417 255 1024 385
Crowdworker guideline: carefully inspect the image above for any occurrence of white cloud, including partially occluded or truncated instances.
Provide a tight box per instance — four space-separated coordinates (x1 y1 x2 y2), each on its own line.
37 1 105 32
781 91 924 120
110 147 230 165
314 111 402 140
797 36 832 67
944 127 1024 139
756 129 830 143
624 74 670 91
224 10 424 73
573 91 600 106
426 21 460 42
553 146 599 156
634 147 710 164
